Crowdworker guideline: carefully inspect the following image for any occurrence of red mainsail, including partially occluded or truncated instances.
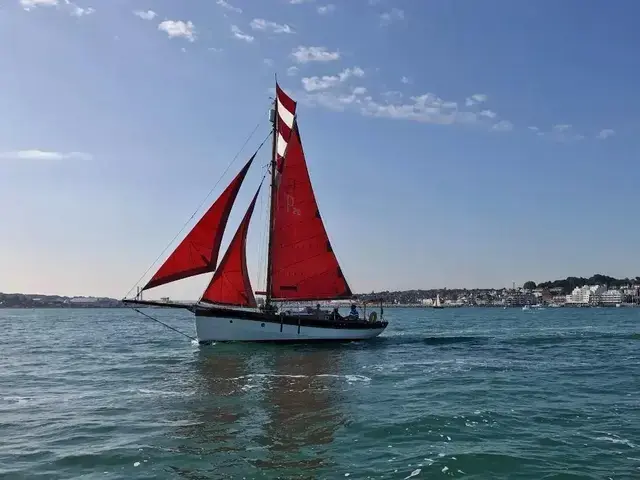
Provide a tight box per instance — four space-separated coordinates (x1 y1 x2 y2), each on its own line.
142 156 254 291
269 123 352 301
200 185 261 307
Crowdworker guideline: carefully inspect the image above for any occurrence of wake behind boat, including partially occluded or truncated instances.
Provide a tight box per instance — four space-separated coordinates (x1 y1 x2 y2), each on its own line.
123 82 388 343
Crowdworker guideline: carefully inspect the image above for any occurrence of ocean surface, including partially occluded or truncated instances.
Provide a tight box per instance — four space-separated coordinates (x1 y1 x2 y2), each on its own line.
1 307 638 479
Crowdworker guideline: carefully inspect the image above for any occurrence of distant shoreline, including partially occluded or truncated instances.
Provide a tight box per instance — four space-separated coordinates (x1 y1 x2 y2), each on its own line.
1 304 638 309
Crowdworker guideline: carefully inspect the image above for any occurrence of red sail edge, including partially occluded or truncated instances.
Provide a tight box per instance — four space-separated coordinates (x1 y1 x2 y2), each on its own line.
200 184 261 308
269 122 353 301
142 155 254 291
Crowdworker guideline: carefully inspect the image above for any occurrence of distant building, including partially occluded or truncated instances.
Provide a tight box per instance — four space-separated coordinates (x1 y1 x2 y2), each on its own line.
600 289 623 305
566 285 605 305
504 292 537 306
70 297 98 304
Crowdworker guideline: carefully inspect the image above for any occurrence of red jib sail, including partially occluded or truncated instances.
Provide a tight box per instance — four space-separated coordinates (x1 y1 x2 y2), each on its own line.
200 184 261 307
269 123 353 301
142 156 254 291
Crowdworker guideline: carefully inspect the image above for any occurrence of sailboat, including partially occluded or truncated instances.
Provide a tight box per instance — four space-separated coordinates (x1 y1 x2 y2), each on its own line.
123 82 388 343
433 294 444 309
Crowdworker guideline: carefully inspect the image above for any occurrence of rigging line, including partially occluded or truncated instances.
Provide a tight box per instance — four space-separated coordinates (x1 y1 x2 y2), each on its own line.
130 307 197 341
123 125 274 300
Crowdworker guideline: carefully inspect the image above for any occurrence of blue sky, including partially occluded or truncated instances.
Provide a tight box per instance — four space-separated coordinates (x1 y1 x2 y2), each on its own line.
1 0 638 299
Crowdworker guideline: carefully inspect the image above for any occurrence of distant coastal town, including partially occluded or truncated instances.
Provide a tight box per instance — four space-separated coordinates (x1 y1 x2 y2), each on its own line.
1 274 639 308
357 274 640 308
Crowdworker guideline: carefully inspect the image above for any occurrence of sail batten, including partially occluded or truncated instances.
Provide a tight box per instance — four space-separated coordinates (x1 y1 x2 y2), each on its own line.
142 155 254 291
269 119 353 301
200 183 262 308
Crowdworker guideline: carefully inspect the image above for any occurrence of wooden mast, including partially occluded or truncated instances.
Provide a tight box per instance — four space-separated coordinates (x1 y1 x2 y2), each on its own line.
265 87 278 309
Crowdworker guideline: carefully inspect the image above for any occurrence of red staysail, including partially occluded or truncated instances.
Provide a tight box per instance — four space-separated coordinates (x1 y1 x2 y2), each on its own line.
200 184 261 307
269 123 352 301
142 156 254 291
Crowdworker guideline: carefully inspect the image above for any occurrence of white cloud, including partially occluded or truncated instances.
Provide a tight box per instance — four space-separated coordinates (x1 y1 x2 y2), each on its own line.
317 4 336 14
231 25 254 43
21 0 93 16
491 120 513 132
216 0 242 13
208 47 223 53
250 18 295 34
290 0 314 3
528 126 539 131
291 46 340 63
133 10 157 20
380 8 404 25
400 76 412 84
465 93 488 107
480 110 496 119
545 124 585 142
597 128 615 140
20 0 58 10
299 87 510 131
0 150 92 161
158 20 196 42
287 66 299 76
69 5 94 16
301 67 364 92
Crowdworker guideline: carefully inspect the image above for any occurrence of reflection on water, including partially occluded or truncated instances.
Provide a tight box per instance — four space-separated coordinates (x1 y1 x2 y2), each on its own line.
254 348 346 477
172 345 347 478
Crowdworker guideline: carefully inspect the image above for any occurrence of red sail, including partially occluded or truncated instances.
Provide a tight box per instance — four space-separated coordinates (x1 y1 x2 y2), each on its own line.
142 156 254 291
200 185 261 307
269 123 353 301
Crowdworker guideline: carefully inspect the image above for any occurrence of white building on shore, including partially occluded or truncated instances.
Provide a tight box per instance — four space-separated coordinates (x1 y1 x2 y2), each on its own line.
600 289 624 305
566 285 605 305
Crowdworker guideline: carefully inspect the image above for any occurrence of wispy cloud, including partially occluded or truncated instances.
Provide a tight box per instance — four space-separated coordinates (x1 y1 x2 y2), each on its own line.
290 0 314 3
216 0 242 14
20 0 58 10
0 150 92 161
543 124 585 142
231 25 254 43
597 128 615 140
158 20 196 42
69 4 94 17
21 0 94 16
465 94 488 107
133 10 157 20
380 8 404 26
301 67 364 92
264 58 274 67
287 66 300 76
480 109 497 119
491 120 513 132
291 46 340 63
317 4 336 14
250 18 295 34
400 76 412 85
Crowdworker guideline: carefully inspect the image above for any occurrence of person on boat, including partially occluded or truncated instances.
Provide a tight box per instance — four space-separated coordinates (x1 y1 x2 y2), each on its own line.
347 304 359 320
332 307 342 321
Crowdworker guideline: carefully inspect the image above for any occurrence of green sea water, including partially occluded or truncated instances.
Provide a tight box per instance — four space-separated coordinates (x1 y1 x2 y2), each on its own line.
1 307 638 479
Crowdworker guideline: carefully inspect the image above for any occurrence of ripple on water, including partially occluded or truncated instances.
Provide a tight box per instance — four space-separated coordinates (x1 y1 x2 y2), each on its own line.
1 308 639 478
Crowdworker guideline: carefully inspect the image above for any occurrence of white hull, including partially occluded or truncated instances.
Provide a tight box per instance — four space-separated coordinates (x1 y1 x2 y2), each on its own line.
195 315 387 342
